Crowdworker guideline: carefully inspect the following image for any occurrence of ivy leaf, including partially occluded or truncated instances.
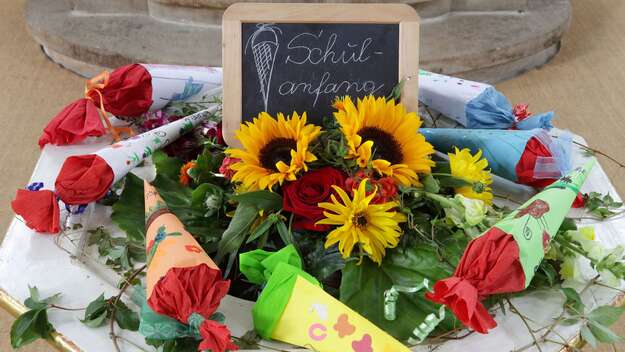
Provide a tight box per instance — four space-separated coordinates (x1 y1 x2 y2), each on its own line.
230 191 283 211
588 305 625 327
587 320 624 344
561 287 584 315
113 300 140 331
216 203 258 262
152 150 184 181
10 309 54 348
340 246 458 340
24 286 59 310
235 330 261 349
81 294 109 328
581 324 597 348
111 173 146 242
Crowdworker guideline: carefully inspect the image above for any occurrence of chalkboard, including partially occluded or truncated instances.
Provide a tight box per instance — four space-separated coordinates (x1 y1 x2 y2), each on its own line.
241 23 399 123
222 3 419 147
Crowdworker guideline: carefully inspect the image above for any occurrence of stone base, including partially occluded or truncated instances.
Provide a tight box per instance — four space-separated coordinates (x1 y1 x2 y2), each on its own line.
26 0 570 82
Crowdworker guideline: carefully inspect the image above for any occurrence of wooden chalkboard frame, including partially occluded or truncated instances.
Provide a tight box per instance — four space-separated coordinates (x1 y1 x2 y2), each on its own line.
222 3 420 147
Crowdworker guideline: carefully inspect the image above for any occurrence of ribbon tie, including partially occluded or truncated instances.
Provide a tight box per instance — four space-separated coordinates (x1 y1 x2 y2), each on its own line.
84 71 133 142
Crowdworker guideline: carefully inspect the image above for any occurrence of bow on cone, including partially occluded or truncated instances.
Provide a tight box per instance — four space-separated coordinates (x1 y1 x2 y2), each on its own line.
144 181 237 352
426 160 595 333
39 63 222 147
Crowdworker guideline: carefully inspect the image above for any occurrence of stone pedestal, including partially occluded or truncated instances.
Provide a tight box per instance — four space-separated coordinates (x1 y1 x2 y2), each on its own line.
25 0 570 82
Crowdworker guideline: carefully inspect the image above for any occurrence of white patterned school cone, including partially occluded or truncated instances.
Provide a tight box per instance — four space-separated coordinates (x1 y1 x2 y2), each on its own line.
97 106 218 184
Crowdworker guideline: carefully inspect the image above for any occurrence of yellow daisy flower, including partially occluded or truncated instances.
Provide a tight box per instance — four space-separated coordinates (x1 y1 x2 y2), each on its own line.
226 112 321 191
448 147 493 204
333 95 435 186
316 179 407 265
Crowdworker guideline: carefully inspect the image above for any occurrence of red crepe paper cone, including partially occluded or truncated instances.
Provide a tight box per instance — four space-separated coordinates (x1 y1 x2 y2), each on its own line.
55 155 114 204
39 64 222 147
426 227 524 333
87 64 152 117
38 98 107 148
11 189 60 234
426 161 594 334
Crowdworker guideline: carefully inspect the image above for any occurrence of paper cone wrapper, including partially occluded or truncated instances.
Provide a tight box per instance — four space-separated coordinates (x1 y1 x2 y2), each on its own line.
418 70 553 130
418 70 490 127
421 128 569 183
253 263 410 352
97 106 217 185
141 64 223 112
144 181 218 298
495 159 595 285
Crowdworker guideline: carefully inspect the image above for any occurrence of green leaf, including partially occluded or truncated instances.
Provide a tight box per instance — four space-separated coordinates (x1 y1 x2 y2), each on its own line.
436 176 472 189
246 216 276 244
152 175 222 242
24 286 59 310
10 309 54 348
152 150 184 181
235 330 261 349
230 191 283 211
587 320 624 344
339 246 459 340
191 146 224 185
560 318 580 326
216 203 258 261
296 234 345 282
580 325 597 348
276 219 293 245
111 173 146 242
588 305 625 326
422 174 440 194
81 294 109 328
561 287 585 314
113 300 140 331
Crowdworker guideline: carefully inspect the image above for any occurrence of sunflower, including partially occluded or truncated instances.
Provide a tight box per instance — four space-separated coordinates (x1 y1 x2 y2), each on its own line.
448 147 493 204
333 96 435 186
226 112 321 191
316 179 406 264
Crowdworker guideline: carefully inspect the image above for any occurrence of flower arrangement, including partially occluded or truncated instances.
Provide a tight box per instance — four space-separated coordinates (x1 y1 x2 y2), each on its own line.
10 92 625 352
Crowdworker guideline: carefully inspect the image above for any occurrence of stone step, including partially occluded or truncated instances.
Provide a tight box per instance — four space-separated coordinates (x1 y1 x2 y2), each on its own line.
25 0 570 82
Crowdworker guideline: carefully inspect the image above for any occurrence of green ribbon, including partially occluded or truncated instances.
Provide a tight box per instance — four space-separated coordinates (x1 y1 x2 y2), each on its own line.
383 279 445 344
239 244 302 285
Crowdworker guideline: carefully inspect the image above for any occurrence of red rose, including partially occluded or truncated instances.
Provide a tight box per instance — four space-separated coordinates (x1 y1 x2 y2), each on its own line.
283 167 347 232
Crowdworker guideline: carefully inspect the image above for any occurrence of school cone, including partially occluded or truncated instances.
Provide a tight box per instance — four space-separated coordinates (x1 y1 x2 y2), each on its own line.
144 181 238 352
426 160 595 334
240 248 411 352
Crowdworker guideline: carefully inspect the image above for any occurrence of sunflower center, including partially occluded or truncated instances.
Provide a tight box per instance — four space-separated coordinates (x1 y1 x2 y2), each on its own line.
259 138 297 171
358 127 403 164
353 212 368 227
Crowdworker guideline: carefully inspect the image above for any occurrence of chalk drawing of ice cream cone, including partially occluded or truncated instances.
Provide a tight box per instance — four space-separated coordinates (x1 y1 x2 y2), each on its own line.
246 24 281 112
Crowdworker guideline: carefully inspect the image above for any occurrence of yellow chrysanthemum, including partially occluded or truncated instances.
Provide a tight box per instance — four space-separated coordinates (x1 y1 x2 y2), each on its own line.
448 147 493 204
226 112 321 191
333 95 435 186
316 179 407 265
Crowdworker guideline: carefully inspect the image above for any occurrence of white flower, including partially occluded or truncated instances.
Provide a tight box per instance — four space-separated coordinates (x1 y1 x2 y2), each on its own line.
456 194 487 226
204 194 221 217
